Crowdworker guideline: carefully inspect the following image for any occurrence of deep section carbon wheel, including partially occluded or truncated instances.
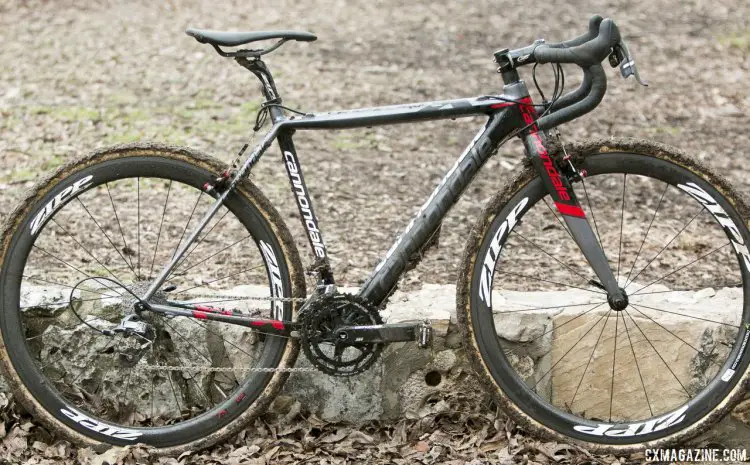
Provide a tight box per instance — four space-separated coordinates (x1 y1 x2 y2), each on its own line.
459 138 750 452
0 144 304 452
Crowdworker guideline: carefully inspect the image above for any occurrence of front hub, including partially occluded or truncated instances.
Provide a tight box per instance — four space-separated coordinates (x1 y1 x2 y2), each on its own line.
607 287 629 311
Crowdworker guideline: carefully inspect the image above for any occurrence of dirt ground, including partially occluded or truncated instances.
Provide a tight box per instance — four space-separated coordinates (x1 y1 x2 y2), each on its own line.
1 0 749 463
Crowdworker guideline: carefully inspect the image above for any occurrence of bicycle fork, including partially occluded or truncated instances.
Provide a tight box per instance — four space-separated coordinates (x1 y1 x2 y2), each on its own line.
522 129 626 306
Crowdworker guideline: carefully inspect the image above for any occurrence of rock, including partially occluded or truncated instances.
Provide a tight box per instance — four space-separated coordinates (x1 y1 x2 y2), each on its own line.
20 285 78 318
4 283 749 446
693 287 716 301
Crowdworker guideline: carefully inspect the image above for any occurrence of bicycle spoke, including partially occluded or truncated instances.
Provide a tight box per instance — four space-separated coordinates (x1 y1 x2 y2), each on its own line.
172 296 265 306
187 372 213 408
174 209 230 272
624 309 690 396
149 180 172 279
185 318 259 360
510 230 592 285
58 335 121 397
632 285 742 296
616 174 626 282
105 183 135 271
627 301 739 328
22 275 119 299
76 197 137 278
170 191 204 261
609 310 619 421
137 178 141 278
31 246 124 297
150 370 155 424
625 205 704 289
530 301 607 343
622 310 654 417
122 366 135 424
174 234 252 278
630 242 730 296
20 296 121 310
175 264 265 295
630 304 724 368
495 301 600 314
496 270 605 295
165 367 183 414
50 218 124 285
569 305 612 410
533 309 611 390
162 320 212 363
624 183 668 285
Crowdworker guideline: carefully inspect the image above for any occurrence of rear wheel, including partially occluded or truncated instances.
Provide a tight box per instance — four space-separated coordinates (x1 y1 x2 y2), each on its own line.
459 138 750 451
0 143 305 452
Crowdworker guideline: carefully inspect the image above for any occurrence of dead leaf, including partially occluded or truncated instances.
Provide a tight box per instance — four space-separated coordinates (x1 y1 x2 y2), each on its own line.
414 441 430 453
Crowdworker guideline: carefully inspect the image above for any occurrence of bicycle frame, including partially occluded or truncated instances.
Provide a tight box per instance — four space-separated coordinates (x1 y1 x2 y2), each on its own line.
141 59 622 335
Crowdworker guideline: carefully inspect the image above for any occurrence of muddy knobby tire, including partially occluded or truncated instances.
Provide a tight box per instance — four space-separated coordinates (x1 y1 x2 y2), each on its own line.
0 142 306 454
457 137 750 453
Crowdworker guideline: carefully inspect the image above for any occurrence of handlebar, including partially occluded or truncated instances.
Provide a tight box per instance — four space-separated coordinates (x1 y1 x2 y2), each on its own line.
496 15 646 130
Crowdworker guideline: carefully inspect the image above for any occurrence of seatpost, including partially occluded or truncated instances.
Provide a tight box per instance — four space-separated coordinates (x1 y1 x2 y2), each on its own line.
235 57 285 122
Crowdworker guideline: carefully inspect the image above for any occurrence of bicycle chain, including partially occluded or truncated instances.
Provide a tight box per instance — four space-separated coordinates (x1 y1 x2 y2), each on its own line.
138 293 317 374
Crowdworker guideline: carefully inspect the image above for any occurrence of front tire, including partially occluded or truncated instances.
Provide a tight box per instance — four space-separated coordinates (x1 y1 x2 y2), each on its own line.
458 137 750 452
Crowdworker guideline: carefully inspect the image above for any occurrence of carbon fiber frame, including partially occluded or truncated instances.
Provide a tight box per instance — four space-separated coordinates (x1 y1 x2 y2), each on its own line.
262 82 532 306
141 57 623 334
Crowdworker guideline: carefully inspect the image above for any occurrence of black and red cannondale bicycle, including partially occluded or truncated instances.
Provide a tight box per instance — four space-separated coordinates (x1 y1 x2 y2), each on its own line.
1 14 748 454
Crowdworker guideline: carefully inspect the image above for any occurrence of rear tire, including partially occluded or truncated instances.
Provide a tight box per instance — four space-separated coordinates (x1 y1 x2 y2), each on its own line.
0 143 306 453
458 137 750 452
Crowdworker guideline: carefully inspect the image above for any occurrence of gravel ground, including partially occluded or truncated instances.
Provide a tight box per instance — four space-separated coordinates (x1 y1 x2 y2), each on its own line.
2 0 749 287
1 0 749 463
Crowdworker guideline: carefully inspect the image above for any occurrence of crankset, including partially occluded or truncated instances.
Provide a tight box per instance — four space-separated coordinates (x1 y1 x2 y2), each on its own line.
299 293 433 376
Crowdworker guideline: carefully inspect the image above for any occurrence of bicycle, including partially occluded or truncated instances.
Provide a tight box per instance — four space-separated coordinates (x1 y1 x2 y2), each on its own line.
1 14 748 454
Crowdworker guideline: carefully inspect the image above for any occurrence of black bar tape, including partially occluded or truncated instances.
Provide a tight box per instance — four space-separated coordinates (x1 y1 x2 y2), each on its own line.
537 64 607 130
534 18 621 67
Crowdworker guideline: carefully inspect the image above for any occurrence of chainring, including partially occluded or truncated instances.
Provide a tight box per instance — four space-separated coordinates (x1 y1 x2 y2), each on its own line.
299 293 383 376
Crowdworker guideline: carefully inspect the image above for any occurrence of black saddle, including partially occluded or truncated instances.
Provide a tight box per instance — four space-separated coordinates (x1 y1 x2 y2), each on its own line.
186 28 317 47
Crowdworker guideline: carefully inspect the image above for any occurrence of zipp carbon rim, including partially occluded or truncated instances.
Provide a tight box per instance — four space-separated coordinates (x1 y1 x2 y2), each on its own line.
0 145 302 449
463 140 750 448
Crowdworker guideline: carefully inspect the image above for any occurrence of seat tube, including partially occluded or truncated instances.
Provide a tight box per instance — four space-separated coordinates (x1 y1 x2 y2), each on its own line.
519 102 620 295
277 130 335 286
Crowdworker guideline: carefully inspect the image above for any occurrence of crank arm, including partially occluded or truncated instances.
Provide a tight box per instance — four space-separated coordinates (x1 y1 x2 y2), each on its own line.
148 303 296 337
334 321 432 347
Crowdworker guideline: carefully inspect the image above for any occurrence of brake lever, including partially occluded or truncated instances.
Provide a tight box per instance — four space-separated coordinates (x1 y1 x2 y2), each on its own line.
609 43 648 86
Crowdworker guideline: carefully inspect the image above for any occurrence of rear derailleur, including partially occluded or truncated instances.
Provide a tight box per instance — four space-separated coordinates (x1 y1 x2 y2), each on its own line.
101 314 155 368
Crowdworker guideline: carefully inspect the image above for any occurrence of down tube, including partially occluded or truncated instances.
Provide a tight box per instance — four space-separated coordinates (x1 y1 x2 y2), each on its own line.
359 108 519 305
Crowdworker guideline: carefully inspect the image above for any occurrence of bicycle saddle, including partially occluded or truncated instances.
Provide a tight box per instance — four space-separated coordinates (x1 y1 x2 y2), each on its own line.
185 28 317 47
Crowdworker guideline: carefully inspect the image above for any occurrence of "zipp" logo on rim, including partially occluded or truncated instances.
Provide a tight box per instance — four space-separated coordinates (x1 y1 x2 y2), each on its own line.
30 175 94 236
677 182 750 272
574 405 688 437
61 407 141 441
479 197 528 306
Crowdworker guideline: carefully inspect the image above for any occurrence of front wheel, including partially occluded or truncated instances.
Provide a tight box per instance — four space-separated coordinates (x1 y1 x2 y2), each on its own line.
458 137 750 452
0 143 305 452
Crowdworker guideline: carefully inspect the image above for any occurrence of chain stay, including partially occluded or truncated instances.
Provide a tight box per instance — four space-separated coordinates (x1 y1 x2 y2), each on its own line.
144 293 312 373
